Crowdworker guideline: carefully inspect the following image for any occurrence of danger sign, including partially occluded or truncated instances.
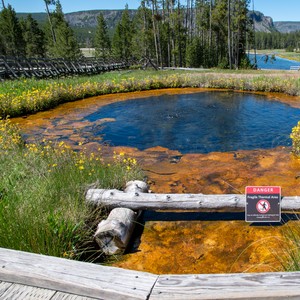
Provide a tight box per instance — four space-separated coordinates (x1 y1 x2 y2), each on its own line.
245 186 281 222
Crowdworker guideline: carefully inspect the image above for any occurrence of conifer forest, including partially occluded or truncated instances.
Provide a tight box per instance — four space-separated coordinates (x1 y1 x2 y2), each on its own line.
2 0 297 69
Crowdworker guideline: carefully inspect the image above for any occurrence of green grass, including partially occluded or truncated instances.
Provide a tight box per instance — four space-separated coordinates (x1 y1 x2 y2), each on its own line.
275 219 300 272
1 69 300 118
0 119 143 261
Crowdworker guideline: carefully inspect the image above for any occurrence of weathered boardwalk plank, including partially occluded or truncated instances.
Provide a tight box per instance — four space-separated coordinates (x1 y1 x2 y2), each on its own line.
0 283 56 299
0 281 13 296
0 248 158 300
150 273 300 300
86 189 300 212
0 282 98 300
0 281 98 300
51 292 97 300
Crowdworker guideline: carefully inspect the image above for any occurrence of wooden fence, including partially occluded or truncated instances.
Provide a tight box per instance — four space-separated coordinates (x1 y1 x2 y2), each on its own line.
0 55 130 80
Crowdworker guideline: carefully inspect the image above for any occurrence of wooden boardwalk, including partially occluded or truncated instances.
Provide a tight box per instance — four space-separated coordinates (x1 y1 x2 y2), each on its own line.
2 248 300 299
0 281 97 299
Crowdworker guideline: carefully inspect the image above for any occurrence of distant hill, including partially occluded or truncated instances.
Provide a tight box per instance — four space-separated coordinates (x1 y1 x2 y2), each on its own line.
64 10 136 29
274 21 300 33
16 10 299 34
16 10 136 30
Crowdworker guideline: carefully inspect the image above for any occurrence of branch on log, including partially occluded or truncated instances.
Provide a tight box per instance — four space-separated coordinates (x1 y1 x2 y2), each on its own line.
125 180 149 193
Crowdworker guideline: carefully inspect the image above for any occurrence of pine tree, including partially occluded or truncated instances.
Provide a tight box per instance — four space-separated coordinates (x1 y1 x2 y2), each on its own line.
112 23 123 59
131 1 154 60
0 34 4 54
231 0 252 68
94 13 111 60
0 5 25 55
45 0 82 59
186 36 203 67
112 4 134 60
20 14 45 57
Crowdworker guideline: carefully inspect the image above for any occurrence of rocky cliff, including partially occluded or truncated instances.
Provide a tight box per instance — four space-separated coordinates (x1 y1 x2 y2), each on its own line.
248 11 277 33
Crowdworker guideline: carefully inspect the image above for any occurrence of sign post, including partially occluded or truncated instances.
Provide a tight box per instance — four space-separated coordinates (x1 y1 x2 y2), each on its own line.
245 186 281 222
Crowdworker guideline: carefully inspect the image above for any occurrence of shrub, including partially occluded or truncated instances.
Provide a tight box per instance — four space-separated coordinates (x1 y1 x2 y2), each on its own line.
290 121 300 156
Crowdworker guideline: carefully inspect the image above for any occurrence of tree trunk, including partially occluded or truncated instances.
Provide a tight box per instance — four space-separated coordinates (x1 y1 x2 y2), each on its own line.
142 2 149 58
190 0 194 39
150 1 159 65
178 0 183 67
227 0 232 69
1 0 6 9
252 0 257 67
170 2 176 67
154 0 163 68
44 1 56 44
209 0 212 48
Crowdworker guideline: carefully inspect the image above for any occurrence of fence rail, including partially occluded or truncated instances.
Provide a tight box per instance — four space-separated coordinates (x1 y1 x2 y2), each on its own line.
1 247 300 299
0 55 130 81
290 65 300 71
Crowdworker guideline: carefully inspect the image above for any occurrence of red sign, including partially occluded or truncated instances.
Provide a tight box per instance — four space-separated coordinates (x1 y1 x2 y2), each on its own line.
246 186 281 195
256 199 271 214
245 186 281 222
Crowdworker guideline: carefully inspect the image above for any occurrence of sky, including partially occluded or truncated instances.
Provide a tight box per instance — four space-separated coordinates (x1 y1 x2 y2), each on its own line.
253 0 300 22
3 0 300 22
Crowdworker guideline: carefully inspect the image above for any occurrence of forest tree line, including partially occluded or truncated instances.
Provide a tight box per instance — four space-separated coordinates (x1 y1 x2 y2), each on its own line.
255 31 300 52
1 0 297 69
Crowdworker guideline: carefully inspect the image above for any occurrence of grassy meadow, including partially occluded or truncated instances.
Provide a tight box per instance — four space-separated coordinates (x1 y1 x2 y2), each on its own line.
1 69 300 118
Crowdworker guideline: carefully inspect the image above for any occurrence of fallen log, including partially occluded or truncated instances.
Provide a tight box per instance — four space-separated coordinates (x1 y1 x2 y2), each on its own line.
86 190 300 212
94 207 138 255
93 181 148 255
